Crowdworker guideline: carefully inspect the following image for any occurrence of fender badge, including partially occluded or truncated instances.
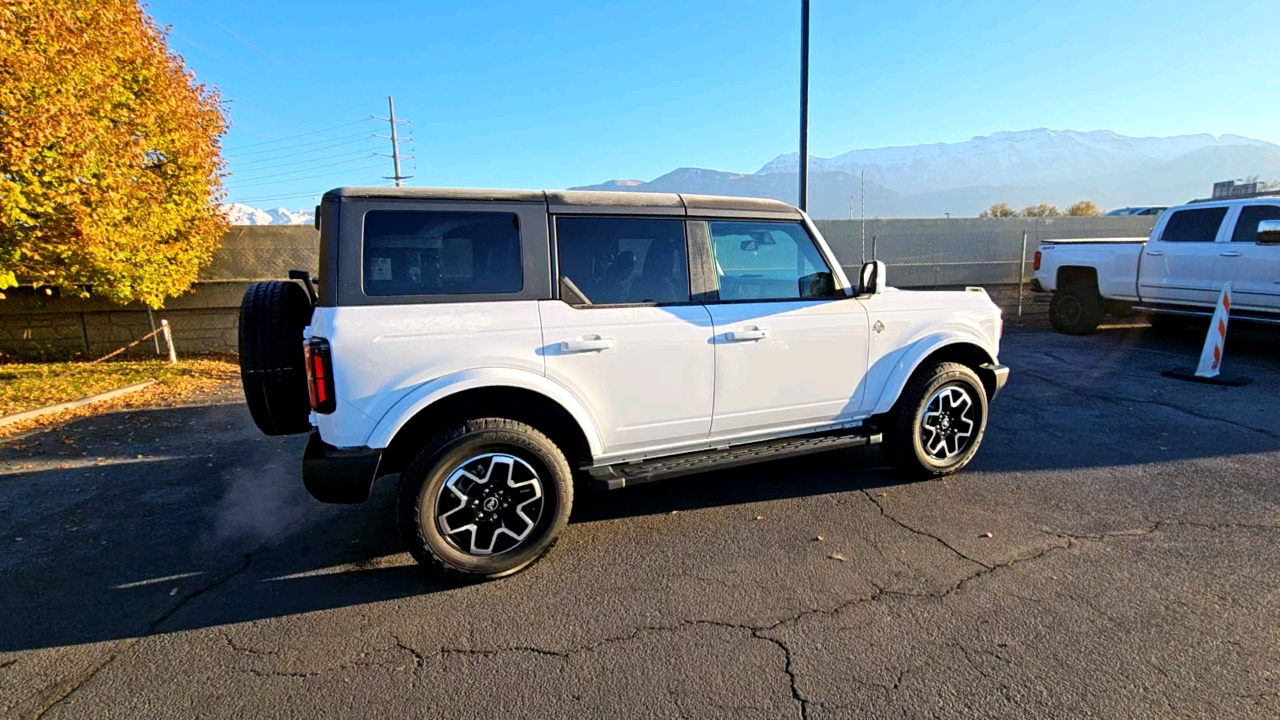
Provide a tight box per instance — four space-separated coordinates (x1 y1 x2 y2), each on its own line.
873 320 885 334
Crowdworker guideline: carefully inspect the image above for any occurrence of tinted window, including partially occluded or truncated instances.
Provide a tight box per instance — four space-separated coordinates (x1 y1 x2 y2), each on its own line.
1231 205 1280 242
362 211 521 296
708 221 832 301
555 217 689 305
1159 207 1228 243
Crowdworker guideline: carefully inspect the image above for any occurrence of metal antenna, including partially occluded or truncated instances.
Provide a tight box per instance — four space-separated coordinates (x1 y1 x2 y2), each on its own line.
374 96 413 186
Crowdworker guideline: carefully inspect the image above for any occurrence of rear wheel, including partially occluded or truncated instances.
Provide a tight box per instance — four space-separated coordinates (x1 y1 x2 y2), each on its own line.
1049 284 1105 335
397 418 573 579
880 362 988 481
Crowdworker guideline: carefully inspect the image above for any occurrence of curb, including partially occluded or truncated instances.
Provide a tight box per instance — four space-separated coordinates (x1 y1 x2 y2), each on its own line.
0 380 158 428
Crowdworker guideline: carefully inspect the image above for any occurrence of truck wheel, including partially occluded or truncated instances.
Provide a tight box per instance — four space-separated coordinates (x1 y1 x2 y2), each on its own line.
238 280 314 436
397 418 573 579
880 362 988 482
1049 285 1104 335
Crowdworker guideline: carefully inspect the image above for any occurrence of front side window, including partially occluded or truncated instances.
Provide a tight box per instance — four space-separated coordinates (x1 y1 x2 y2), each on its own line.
555 217 690 305
708 221 832 301
362 210 522 296
1231 205 1280 242
1159 207 1228 243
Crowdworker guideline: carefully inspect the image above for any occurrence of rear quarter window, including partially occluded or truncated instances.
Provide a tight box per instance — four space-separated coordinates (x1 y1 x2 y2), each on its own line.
362 210 522 296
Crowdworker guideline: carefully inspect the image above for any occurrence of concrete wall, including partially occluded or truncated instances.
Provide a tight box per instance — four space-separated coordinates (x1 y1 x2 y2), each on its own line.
0 227 318 359
0 217 1157 358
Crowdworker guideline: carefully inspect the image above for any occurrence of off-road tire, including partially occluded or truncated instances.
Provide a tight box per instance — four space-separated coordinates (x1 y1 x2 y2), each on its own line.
238 280 314 435
397 418 573 580
880 361 988 482
1049 284 1105 335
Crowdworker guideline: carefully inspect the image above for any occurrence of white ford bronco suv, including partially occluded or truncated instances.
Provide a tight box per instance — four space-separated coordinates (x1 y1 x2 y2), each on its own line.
238 187 1009 579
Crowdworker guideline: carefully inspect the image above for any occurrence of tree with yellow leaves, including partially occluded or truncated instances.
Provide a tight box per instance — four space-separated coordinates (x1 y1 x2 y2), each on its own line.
0 0 228 307
1066 200 1101 216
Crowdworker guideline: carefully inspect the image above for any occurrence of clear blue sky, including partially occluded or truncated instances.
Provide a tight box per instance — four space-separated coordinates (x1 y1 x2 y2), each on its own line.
146 0 1278 209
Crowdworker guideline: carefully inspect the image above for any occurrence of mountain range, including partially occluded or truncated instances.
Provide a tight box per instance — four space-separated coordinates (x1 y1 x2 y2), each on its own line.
573 129 1280 218
222 203 314 226
223 129 1280 222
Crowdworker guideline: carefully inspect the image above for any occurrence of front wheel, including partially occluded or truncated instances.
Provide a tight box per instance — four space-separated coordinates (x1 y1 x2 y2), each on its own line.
397 418 573 579
880 362 989 481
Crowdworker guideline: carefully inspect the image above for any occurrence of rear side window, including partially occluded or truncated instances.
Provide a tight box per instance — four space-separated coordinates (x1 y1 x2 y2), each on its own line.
362 211 522 296
1159 207 1228 243
555 217 690 305
1231 205 1280 242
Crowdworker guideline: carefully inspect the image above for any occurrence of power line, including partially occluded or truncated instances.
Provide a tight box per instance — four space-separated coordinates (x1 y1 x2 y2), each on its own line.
227 132 379 159
223 118 378 151
228 163 384 190
230 149 382 175
229 154 378 184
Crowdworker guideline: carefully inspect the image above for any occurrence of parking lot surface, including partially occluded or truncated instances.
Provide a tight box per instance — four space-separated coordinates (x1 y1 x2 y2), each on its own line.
2 324 1278 719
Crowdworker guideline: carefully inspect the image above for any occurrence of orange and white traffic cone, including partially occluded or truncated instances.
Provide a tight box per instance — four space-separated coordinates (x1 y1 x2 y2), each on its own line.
1195 282 1232 379
1162 282 1251 386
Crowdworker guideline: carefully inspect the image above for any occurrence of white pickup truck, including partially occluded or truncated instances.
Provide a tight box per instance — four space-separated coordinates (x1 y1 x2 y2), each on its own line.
1034 196 1280 334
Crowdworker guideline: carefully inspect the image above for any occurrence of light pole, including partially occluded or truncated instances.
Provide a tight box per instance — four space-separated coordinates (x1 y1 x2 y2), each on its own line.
799 0 810 213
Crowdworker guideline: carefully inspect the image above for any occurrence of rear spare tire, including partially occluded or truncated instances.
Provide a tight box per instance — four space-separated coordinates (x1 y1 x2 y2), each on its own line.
239 280 314 435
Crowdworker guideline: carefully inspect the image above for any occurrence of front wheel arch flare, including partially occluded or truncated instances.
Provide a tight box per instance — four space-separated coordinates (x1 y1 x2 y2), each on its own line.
871 340 997 416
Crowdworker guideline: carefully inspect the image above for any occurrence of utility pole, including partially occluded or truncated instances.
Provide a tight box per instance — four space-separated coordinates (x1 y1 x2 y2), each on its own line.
798 0 810 213
860 169 866 252
374 96 413 186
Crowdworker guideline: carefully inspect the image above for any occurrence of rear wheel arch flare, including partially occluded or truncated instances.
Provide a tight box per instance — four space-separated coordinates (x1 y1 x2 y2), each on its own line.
379 386 594 477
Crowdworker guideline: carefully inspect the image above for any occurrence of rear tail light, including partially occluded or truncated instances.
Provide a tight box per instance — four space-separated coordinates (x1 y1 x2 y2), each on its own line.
303 337 336 414
1033 250 1042 271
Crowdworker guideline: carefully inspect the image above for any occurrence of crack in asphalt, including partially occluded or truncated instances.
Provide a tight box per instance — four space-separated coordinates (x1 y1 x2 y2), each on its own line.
1020 369 1280 440
28 500 323 720
860 488 993 570
750 632 810 720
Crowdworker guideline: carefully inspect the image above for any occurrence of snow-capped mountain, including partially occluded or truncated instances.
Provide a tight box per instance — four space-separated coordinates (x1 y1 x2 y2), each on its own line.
572 129 1280 218
222 203 315 226
755 129 1275 192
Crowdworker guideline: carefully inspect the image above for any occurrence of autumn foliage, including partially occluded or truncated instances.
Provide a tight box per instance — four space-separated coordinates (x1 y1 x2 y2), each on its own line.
0 0 228 307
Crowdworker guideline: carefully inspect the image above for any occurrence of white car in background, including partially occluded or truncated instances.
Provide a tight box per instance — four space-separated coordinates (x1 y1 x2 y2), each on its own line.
1034 196 1280 334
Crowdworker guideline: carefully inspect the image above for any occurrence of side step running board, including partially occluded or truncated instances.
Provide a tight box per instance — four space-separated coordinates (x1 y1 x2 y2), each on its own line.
587 428 881 490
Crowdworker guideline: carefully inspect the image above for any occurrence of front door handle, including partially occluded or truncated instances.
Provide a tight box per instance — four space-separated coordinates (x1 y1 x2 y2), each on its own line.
727 328 769 342
1219 251 1242 257
1146 250 1165 256
561 336 614 353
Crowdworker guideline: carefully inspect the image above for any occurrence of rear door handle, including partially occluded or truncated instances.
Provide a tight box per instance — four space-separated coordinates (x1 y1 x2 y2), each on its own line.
727 328 769 342
1218 251 1242 257
561 336 614 353
1146 250 1164 256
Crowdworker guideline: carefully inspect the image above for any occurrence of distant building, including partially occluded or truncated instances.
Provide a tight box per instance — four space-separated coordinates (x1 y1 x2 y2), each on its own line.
1213 180 1260 199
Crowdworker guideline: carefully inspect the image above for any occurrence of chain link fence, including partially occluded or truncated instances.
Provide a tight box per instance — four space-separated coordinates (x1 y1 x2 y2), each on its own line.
815 216 1159 289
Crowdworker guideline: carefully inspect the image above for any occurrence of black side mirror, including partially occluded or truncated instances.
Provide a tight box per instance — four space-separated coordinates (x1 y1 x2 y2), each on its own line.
857 261 886 296
798 271 836 299
1257 219 1280 245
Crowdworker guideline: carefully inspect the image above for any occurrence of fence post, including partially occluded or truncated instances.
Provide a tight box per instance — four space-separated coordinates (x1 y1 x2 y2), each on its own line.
160 319 177 364
147 307 161 354
871 234 877 262
1017 230 1028 318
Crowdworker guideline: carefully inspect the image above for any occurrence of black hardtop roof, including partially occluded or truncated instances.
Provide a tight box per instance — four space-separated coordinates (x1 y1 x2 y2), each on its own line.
323 186 802 218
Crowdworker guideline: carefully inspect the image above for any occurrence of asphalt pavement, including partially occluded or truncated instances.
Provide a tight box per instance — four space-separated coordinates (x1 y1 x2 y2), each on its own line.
2 323 1278 719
